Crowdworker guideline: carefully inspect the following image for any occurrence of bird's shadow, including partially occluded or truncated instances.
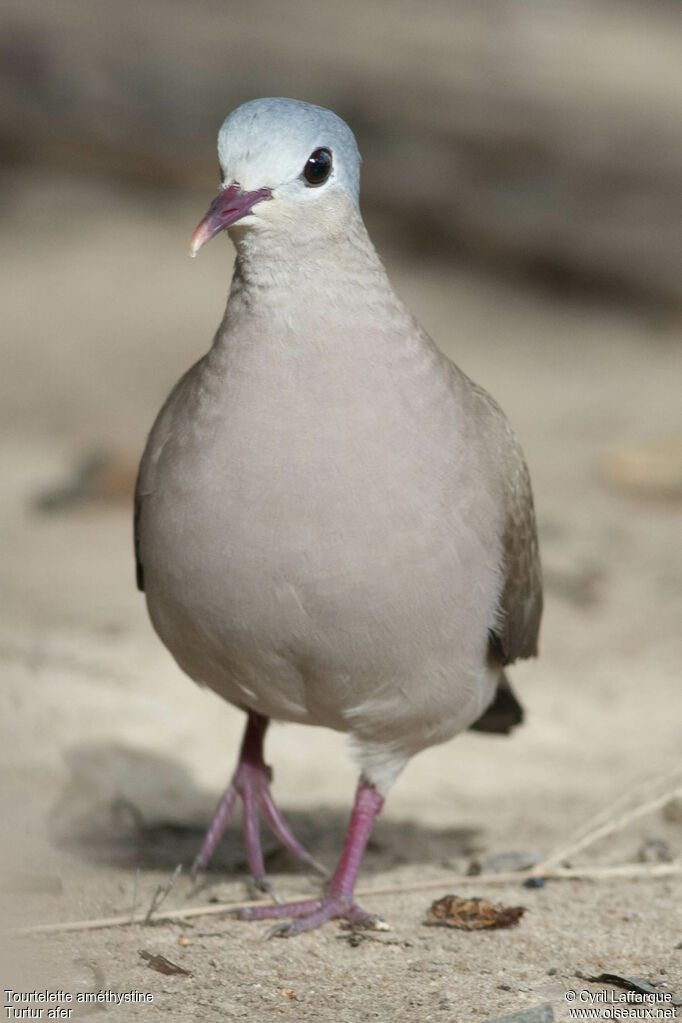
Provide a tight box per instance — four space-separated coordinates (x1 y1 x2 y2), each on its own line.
49 742 482 879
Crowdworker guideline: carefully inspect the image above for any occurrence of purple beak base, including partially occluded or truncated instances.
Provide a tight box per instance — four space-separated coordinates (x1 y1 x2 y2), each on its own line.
190 184 272 256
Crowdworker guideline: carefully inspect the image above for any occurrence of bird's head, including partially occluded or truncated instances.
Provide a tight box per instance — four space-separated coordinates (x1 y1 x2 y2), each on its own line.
190 97 362 256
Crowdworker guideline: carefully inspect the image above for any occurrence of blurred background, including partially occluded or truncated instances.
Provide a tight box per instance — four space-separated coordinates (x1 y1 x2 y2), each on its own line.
2 0 682 436
1 0 681 1012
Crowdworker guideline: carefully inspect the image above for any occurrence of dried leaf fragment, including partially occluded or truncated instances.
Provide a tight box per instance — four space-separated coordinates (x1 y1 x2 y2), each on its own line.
589 973 681 1007
425 894 525 930
139 949 191 976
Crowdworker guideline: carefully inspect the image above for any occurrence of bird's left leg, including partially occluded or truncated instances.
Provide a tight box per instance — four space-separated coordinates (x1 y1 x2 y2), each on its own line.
235 776 385 936
191 711 325 892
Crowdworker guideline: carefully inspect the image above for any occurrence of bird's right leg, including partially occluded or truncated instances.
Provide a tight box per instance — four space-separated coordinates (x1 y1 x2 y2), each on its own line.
191 711 326 892
235 776 385 936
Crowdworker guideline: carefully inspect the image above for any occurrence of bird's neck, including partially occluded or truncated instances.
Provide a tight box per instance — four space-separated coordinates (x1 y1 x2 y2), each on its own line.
203 205 456 427
211 205 413 359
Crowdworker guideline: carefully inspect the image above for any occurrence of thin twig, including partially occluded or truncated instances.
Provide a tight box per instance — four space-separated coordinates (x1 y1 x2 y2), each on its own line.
143 864 182 925
10 772 681 938
130 868 140 925
531 783 682 874
533 767 682 870
9 862 680 937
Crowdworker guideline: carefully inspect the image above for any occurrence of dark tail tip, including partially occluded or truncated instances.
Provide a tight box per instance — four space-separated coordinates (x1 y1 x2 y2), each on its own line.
468 672 524 735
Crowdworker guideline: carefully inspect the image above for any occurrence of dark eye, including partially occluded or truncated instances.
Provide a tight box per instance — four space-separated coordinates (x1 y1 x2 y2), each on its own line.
303 148 332 186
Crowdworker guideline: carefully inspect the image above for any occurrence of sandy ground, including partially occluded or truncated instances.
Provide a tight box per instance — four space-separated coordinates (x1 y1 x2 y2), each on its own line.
1 169 681 1021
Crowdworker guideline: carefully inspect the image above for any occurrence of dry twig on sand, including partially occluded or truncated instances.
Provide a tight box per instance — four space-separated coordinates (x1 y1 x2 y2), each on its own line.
530 769 682 874
10 863 681 937
9 772 681 937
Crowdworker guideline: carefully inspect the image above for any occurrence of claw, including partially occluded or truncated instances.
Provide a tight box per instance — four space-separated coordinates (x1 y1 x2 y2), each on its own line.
265 922 295 940
252 877 283 904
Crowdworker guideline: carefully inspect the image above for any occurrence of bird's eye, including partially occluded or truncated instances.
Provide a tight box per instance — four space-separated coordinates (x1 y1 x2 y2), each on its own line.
303 148 332 186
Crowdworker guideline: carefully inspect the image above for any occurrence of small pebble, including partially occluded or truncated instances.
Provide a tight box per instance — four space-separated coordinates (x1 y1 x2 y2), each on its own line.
638 837 674 863
482 850 541 873
663 798 682 824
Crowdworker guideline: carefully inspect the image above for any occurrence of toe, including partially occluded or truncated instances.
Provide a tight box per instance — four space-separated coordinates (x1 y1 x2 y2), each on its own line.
266 921 299 939
251 877 283 903
233 893 383 935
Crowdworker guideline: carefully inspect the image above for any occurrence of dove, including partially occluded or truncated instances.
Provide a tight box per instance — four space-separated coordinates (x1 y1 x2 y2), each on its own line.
134 97 542 936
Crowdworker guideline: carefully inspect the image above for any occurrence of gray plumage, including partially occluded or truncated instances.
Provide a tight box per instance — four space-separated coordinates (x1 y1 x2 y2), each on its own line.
135 97 542 798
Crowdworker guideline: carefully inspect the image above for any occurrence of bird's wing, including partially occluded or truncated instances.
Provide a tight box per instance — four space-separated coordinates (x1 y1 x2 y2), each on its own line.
493 427 543 663
134 473 145 591
133 365 197 594
466 377 543 665
464 380 542 736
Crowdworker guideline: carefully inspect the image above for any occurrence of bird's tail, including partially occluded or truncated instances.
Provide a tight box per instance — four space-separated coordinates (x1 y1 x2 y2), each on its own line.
468 671 524 735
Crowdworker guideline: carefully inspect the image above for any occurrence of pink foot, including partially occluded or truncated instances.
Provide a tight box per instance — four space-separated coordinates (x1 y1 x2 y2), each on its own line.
191 712 325 890
237 892 380 937
233 778 385 936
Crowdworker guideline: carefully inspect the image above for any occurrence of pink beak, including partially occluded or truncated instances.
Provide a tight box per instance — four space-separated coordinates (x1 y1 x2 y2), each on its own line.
190 183 272 256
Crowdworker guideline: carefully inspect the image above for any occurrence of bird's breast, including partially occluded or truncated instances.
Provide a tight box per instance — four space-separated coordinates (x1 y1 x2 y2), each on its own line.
139 339 504 734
